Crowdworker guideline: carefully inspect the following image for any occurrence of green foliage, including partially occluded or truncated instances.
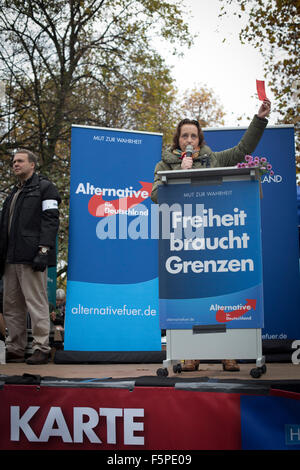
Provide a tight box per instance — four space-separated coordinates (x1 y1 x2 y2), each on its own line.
179 85 226 128
218 0 299 177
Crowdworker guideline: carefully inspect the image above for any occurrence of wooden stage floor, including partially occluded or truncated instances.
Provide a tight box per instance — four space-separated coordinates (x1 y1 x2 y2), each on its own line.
1 360 299 382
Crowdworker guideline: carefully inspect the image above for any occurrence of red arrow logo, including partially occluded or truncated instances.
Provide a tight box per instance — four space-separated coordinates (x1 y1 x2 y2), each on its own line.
88 181 152 217
216 299 256 323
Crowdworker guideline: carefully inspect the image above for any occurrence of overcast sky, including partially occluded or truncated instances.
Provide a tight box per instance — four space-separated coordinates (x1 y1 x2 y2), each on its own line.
162 0 276 128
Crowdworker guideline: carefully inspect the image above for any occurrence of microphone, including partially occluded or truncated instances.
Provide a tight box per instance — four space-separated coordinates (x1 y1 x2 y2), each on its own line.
185 144 193 158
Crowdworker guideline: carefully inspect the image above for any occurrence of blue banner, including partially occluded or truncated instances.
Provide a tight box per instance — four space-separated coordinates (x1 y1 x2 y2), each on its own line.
64 126 162 351
241 395 300 450
158 179 264 329
204 125 300 339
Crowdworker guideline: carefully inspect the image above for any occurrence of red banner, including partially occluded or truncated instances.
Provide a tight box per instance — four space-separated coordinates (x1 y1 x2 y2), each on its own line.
0 385 241 450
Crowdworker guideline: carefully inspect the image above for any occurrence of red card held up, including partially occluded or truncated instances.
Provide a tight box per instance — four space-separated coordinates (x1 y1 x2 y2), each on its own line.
256 80 267 101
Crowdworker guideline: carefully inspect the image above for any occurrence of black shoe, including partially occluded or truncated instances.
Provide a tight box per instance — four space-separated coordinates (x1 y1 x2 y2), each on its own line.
26 349 49 365
6 350 25 363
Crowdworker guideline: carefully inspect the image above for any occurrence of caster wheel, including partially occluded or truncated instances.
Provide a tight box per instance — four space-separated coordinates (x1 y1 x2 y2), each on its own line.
260 364 267 374
157 368 168 377
173 364 182 374
250 368 261 378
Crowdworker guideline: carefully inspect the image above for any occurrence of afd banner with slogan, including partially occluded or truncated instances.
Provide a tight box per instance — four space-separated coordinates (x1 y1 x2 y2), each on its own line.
158 180 264 329
64 126 162 351
204 125 300 339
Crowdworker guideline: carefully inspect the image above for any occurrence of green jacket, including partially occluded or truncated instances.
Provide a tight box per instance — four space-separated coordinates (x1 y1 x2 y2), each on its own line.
151 114 268 203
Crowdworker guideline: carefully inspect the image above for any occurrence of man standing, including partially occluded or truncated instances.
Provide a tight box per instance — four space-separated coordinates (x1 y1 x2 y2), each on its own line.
0 149 61 364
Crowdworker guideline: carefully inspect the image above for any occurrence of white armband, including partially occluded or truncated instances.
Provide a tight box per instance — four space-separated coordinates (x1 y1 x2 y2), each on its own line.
42 199 58 211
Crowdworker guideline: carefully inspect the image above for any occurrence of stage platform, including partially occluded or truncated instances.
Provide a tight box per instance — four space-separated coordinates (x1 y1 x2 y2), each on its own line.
1 359 300 383
1 337 300 384
1 355 300 394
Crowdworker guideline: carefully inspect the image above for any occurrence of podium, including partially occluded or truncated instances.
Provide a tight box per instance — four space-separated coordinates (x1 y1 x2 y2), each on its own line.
156 166 266 378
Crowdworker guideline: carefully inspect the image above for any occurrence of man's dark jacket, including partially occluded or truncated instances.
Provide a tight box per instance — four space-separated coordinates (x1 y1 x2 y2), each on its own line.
0 173 61 277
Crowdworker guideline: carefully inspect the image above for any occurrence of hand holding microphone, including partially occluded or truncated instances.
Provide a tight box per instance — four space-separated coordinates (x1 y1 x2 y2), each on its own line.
181 144 193 169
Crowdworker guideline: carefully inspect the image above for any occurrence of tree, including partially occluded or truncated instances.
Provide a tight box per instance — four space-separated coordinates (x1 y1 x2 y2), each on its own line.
0 0 191 157
0 0 192 277
179 84 226 128
218 0 300 179
126 64 181 145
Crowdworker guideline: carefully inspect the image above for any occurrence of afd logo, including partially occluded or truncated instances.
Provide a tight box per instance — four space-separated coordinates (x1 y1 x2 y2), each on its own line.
87 181 152 218
81 180 156 242
75 181 152 218
285 425 300 445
